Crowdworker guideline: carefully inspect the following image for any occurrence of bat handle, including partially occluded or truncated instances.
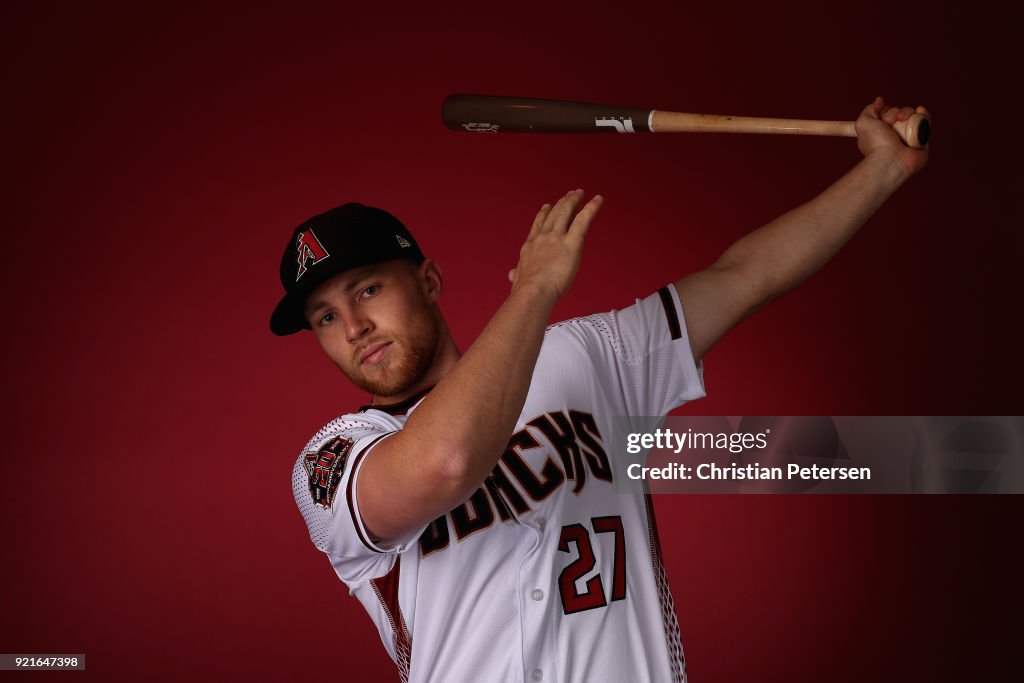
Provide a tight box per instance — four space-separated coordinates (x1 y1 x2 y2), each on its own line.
891 113 931 149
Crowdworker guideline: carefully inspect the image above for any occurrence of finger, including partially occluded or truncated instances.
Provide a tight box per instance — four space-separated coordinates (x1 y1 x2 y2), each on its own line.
537 191 575 233
508 268 516 283
543 189 584 233
862 96 884 119
566 194 603 240
529 203 552 239
897 106 914 121
882 107 898 125
916 105 930 118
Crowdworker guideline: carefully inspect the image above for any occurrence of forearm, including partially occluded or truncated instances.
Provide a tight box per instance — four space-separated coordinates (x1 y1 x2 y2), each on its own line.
402 284 556 489
356 191 599 541
719 149 910 304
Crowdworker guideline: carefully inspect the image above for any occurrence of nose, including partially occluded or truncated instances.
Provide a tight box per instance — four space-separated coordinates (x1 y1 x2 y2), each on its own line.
342 306 373 344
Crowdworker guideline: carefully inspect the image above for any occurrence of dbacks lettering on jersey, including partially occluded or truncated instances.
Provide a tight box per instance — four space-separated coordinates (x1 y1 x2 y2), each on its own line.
303 436 353 510
419 408 610 556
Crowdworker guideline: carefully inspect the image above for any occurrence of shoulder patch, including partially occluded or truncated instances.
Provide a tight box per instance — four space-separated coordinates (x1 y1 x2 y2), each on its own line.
302 436 354 510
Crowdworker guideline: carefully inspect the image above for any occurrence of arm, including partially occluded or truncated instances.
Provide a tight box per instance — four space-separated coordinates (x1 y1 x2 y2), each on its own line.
676 97 931 360
358 190 603 544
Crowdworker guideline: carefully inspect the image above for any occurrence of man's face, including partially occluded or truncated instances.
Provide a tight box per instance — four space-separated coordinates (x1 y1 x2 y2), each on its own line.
304 260 440 400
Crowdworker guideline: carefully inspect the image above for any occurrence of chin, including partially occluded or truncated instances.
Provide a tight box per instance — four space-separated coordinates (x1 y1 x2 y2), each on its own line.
365 371 417 399
344 353 427 400
341 317 439 399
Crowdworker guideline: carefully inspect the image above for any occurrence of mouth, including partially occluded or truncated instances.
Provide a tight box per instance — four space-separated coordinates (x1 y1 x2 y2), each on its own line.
360 341 393 366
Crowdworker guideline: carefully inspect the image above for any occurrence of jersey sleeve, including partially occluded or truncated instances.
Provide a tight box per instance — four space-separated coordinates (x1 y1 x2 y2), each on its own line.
291 415 422 582
547 283 706 419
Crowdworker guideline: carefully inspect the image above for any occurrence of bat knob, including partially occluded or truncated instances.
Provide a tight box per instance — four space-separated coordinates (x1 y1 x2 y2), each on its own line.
892 112 931 149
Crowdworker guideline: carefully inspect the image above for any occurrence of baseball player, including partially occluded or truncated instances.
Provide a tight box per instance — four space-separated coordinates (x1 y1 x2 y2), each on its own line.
273 97 928 682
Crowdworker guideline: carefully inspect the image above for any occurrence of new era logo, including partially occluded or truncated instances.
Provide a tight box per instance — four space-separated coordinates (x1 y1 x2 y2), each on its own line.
396 235 411 248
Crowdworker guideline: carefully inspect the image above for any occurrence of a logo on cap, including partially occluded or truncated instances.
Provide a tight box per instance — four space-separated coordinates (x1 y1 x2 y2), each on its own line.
396 234 412 248
295 229 330 281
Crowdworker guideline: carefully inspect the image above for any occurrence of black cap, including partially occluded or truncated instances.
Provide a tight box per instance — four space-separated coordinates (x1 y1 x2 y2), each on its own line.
270 203 425 336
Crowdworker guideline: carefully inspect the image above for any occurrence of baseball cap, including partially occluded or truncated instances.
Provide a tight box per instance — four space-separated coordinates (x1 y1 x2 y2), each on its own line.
270 202 425 336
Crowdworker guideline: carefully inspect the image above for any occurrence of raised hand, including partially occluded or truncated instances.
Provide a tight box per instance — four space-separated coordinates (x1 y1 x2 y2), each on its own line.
509 189 603 301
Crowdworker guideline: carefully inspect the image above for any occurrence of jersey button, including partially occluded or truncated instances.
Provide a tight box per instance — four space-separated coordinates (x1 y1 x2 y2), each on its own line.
531 589 544 601
532 669 543 681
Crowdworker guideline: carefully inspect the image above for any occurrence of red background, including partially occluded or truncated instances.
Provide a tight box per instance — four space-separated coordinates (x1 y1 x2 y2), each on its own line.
2 1 1020 681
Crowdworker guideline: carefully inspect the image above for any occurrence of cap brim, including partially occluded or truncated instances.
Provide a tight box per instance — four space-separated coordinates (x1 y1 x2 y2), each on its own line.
270 290 312 336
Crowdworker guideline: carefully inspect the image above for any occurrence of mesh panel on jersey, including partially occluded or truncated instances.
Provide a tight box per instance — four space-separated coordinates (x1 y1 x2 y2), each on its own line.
551 311 641 365
654 557 687 682
643 491 687 683
573 310 692 420
371 559 413 683
292 415 387 552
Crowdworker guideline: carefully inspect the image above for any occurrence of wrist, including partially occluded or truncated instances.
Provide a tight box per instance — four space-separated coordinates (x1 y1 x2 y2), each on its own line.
865 147 913 187
510 279 562 306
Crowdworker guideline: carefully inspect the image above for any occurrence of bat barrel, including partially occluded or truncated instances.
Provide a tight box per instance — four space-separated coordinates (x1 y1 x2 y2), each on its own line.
442 94 653 133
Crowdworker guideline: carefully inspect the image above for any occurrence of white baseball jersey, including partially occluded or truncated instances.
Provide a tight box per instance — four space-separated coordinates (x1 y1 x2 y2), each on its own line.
292 284 706 683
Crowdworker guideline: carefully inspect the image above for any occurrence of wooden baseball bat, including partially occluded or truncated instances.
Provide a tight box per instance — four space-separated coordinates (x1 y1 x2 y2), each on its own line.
442 94 930 149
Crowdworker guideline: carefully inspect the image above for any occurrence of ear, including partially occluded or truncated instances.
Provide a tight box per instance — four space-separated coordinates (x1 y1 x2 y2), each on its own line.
418 259 444 303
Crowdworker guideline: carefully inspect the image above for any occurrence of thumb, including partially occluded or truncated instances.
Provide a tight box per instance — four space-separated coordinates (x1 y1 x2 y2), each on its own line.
862 96 885 120
508 268 516 283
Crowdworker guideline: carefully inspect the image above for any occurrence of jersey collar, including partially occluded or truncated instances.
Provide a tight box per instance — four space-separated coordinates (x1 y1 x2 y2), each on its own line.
358 385 435 416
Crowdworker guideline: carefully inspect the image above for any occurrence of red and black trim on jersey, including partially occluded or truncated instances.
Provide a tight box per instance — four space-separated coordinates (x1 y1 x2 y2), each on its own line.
346 432 395 553
358 386 435 416
641 480 687 682
657 286 683 341
371 556 413 682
